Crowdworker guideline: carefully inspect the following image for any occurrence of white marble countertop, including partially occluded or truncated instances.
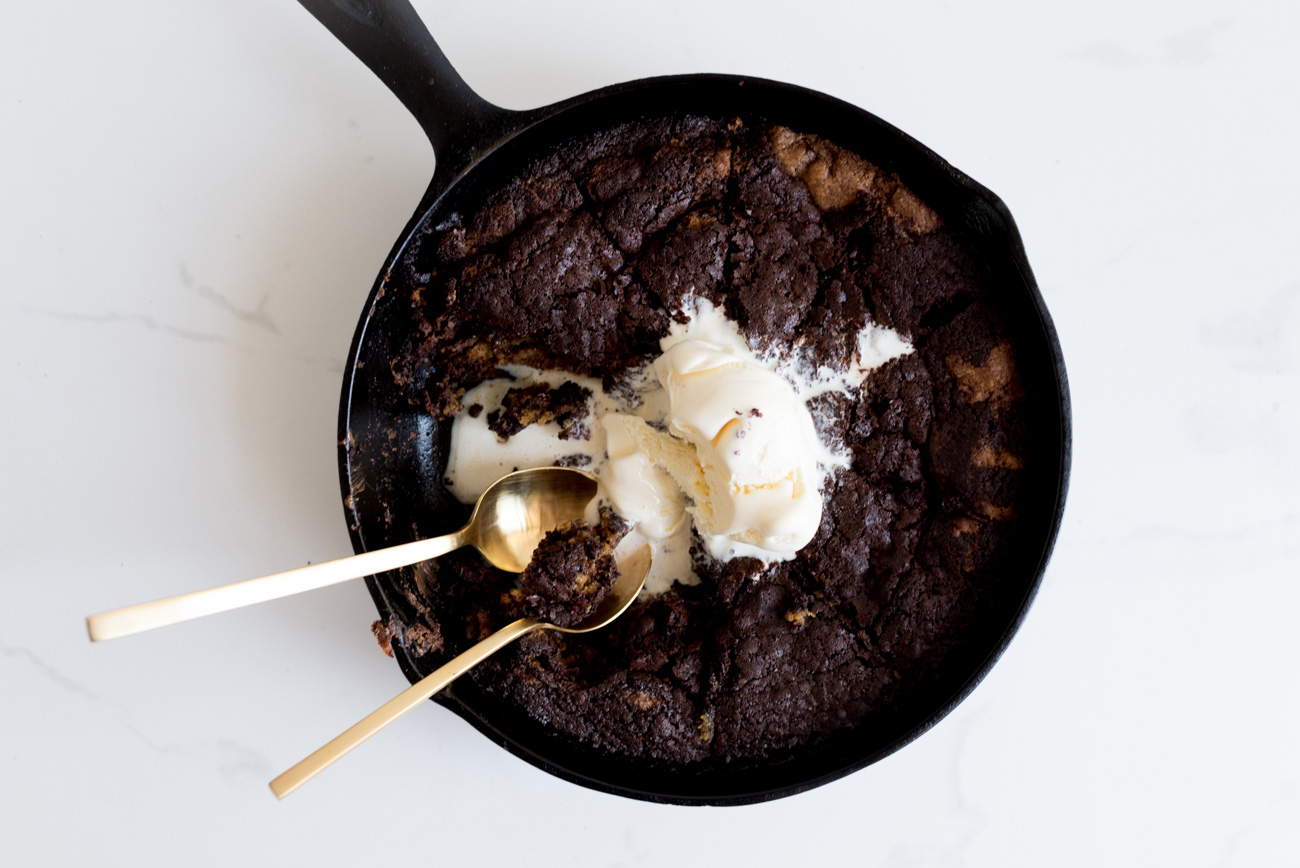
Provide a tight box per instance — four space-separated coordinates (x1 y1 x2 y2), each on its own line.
3 1 1297 864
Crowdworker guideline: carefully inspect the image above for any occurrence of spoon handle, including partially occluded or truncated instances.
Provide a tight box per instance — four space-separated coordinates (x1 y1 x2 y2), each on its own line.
269 617 544 799
85 531 467 642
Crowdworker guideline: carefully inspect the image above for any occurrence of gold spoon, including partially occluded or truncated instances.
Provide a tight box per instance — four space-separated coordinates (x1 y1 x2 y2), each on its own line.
269 542 651 799
85 467 600 642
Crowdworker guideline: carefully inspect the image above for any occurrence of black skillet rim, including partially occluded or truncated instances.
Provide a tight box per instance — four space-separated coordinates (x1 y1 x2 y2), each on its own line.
338 73 1071 806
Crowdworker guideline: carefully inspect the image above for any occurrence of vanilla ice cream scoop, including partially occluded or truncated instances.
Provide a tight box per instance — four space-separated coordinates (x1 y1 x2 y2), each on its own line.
447 299 909 587
601 333 827 561
601 415 688 539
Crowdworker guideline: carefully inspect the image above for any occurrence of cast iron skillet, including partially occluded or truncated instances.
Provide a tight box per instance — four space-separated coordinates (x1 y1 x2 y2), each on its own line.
300 0 1071 805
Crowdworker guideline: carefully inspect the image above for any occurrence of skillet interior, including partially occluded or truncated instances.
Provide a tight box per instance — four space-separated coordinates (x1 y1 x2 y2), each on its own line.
339 74 1070 805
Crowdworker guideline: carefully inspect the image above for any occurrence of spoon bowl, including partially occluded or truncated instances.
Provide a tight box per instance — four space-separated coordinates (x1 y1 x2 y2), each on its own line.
464 467 601 573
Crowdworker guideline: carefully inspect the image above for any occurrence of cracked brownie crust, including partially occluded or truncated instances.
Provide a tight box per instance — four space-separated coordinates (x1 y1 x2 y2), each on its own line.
378 116 1039 765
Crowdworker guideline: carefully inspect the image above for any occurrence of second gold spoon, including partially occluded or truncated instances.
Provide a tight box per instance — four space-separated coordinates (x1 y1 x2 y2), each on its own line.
269 543 651 798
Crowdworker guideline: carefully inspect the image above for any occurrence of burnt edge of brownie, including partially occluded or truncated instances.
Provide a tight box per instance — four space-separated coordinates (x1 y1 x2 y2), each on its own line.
374 116 1037 766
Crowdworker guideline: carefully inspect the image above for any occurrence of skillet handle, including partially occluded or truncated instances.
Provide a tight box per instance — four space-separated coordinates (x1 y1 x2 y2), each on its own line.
297 0 515 173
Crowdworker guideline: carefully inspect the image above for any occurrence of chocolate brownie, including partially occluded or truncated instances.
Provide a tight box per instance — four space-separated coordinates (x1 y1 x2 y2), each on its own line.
502 512 627 628
377 117 1037 764
486 382 592 441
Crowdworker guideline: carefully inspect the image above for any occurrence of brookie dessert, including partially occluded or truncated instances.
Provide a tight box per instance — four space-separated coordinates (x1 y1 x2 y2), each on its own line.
367 115 1042 766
